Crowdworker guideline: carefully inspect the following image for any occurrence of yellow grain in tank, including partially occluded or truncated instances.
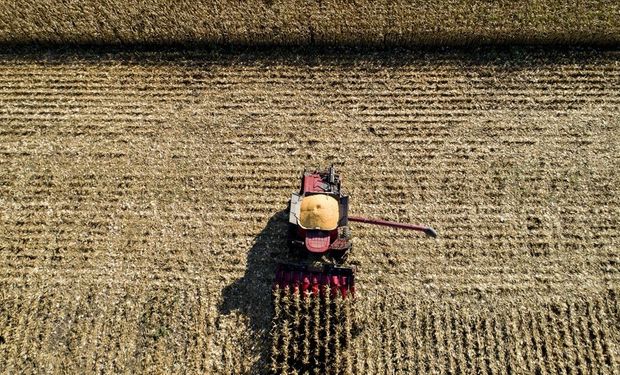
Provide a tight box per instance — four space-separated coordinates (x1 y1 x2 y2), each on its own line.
299 194 339 230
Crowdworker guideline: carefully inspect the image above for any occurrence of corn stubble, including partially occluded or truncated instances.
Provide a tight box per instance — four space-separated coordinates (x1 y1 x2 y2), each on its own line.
0 48 619 373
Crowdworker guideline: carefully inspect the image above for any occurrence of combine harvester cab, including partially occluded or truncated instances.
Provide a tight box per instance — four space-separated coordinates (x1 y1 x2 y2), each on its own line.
274 166 436 299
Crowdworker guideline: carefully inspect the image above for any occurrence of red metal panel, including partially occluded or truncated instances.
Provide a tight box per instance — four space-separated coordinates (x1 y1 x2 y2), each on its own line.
303 173 324 193
274 264 355 298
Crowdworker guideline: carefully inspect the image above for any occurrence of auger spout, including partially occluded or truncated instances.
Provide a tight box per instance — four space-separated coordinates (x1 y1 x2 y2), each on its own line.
348 216 437 237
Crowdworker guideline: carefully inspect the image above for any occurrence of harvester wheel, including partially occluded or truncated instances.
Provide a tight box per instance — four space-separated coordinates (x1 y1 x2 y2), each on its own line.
287 222 296 239
287 223 302 255
288 241 304 258
331 248 350 263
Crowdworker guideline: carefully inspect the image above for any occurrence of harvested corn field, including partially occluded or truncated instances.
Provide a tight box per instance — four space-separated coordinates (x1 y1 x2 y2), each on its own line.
0 47 619 373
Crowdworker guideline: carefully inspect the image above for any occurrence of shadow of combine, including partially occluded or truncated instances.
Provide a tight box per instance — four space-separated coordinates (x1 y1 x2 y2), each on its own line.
219 210 289 374
220 209 357 374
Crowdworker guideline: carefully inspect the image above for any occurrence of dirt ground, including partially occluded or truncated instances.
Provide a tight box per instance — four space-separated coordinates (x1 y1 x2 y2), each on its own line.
0 47 618 374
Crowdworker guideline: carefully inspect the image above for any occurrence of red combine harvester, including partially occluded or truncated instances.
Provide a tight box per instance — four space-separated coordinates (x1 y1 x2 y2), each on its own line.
274 166 436 298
